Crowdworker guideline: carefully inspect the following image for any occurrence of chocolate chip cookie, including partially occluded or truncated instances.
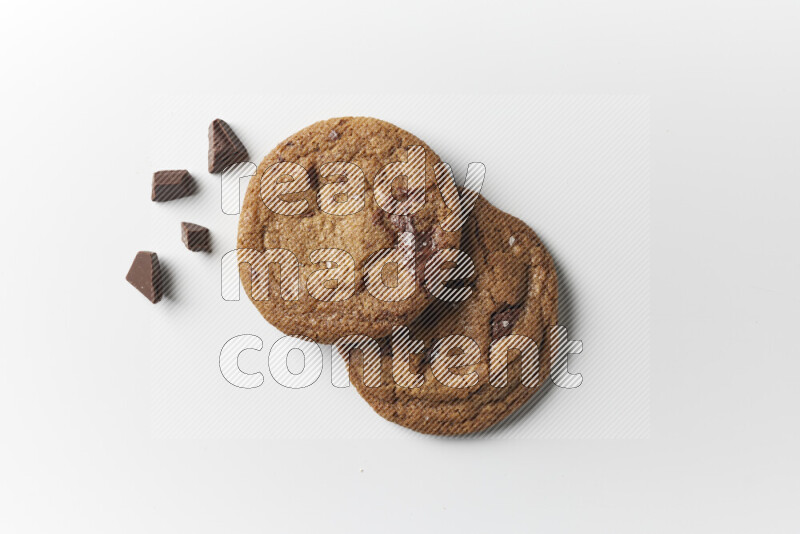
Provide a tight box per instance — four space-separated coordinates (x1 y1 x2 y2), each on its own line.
337 195 558 435
237 117 460 344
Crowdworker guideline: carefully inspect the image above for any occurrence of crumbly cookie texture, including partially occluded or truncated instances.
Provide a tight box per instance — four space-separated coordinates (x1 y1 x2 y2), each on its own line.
237 117 460 344
338 196 558 435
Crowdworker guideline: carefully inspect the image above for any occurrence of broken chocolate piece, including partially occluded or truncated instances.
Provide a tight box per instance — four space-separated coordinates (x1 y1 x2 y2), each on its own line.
490 303 523 340
152 170 195 202
126 251 163 303
208 118 249 173
181 222 211 252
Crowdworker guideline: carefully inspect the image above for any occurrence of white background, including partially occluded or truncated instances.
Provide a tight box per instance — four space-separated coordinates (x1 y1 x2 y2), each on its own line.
147 94 649 440
1 1 798 532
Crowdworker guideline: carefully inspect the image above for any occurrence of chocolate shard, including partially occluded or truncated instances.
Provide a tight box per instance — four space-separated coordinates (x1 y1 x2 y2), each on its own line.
181 222 211 252
126 251 163 303
152 170 195 202
490 303 523 340
208 119 249 173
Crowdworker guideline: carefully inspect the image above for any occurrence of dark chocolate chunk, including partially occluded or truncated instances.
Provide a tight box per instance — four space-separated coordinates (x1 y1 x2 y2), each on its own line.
387 213 414 234
490 303 523 340
307 164 320 191
181 222 211 252
208 119 249 173
415 226 442 270
152 170 195 202
126 251 163 303
443 277 474 290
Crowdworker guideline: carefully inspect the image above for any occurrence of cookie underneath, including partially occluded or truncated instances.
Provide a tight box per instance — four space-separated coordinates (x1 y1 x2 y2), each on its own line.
337 196 558 435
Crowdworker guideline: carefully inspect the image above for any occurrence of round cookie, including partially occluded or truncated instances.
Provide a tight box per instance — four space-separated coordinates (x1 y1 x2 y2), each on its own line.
237 117 460 344
337 195 558 435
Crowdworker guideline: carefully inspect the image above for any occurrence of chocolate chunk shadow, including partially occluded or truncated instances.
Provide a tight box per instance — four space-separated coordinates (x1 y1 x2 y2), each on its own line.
156 258 178 302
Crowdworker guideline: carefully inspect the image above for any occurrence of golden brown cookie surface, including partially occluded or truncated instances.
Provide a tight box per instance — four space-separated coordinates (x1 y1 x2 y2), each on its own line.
237 117 460 343
338 196 558 435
